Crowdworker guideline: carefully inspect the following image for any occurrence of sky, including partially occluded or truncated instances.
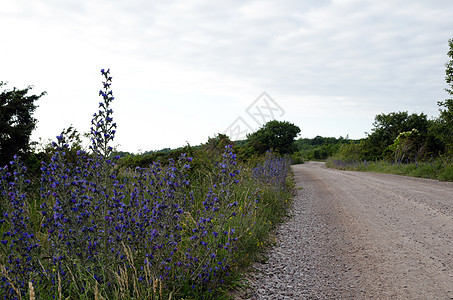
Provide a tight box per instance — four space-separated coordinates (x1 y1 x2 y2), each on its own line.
1 0 452 153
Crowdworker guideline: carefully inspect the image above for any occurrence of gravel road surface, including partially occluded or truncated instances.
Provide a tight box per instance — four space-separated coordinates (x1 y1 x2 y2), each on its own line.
245 161 453 299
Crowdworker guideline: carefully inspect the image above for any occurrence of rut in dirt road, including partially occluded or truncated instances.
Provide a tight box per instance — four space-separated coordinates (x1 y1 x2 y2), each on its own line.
247 162 453 300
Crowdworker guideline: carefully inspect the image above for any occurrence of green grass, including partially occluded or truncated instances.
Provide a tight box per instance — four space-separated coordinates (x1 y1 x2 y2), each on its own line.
326 157 453 181
1 152 295 299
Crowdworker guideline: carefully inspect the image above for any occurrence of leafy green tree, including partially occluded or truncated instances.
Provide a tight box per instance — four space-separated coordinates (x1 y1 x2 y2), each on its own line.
203 133 233 154
293 136 354 161
247 120 300 154
365 111 430 159
437 38 453 155
190 134 234 172
44 126 84 162
0 82 45 166
335 141 368 161
388 128 424 162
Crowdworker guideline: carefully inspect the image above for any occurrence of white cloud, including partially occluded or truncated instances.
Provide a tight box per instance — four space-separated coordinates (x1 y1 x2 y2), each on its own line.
1 0 452 152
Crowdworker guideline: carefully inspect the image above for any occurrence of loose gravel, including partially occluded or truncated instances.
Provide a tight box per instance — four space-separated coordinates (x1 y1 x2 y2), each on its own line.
237 162 453 299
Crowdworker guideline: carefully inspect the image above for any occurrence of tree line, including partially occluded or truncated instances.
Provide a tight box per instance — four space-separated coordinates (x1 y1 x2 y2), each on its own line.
1 38 452 168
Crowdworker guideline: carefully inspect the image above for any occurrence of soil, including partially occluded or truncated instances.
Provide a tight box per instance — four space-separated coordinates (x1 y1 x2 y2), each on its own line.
238 161 453 299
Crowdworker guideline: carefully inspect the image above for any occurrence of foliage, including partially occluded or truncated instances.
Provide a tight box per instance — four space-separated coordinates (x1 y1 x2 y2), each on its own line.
327 111 444 163
246 120 300 155
289 152 304 165
333 38 453 163
437 37 453 155
116 145 195 169
365 111 432 160
387 128 425 162
0 69 294 299
203 134 234 154
0 82 45 167
252 151 292 189
189 134 235 175
334 141 368 161
0 157 41 298
294 136 355 160
326 157 453 181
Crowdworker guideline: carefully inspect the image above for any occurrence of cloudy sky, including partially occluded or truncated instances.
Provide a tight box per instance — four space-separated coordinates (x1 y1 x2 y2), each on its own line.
1 0 452 153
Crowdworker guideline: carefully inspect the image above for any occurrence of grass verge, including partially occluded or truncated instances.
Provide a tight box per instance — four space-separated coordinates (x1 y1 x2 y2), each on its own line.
326 157 453 181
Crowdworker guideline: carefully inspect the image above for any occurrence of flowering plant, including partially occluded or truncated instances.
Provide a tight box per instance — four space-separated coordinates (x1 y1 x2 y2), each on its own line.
0 69 293 299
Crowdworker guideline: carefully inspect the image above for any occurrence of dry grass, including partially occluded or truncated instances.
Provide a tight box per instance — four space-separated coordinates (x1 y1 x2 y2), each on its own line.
0 263 22 300
28 282 35 300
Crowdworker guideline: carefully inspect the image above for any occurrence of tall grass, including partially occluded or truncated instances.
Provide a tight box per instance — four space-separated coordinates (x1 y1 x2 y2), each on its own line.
0 69 293 299
326 157 453 181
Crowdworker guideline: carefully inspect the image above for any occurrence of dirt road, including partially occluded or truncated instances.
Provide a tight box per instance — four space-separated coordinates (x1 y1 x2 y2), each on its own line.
247 162 453 299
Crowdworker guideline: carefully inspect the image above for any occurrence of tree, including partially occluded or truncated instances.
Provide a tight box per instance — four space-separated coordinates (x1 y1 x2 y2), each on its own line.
203 133 233 154
437 38 453 155
0 82 45 166
388 128 424 162
365 111 430 159
247 120 301 154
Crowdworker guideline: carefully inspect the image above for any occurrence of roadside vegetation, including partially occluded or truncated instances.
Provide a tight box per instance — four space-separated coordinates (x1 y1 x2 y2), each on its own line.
326 157 453 181
323 38 453 181
0 69 297 299
294 136 357 161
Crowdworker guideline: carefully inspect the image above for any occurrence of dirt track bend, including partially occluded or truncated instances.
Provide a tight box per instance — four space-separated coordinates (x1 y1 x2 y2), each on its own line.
246 161 453 299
